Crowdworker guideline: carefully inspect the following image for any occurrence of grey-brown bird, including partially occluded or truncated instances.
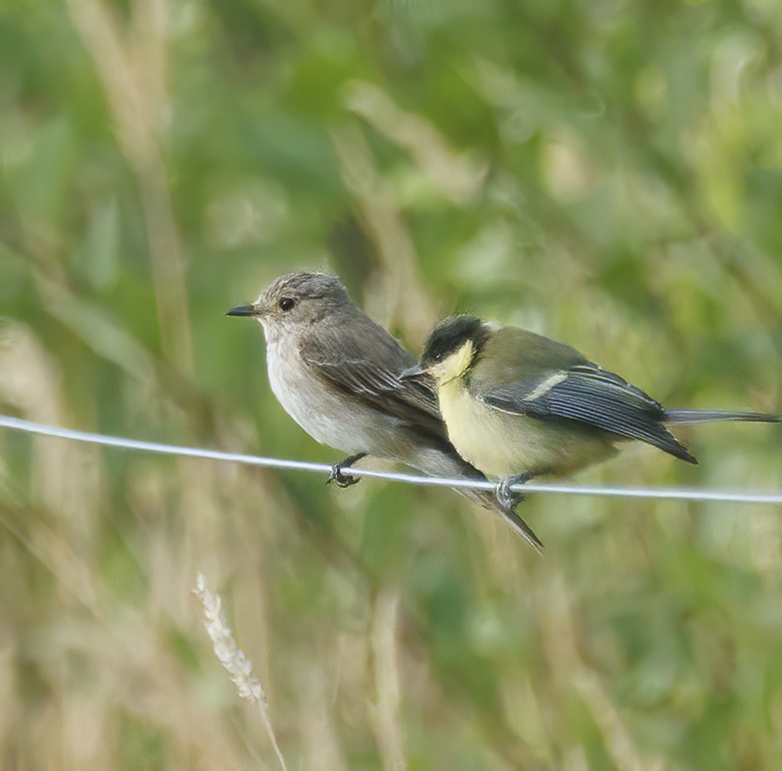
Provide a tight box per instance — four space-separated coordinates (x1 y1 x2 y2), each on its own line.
227 273 544 550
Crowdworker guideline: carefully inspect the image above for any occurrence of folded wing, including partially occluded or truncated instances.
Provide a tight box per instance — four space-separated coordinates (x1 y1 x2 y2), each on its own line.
483 364 698 463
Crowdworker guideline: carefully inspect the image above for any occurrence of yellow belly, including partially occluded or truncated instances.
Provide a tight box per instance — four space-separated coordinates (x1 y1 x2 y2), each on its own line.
438 379 617 479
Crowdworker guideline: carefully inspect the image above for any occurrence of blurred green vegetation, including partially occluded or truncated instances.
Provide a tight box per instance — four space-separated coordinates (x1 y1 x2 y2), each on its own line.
1 0 781 768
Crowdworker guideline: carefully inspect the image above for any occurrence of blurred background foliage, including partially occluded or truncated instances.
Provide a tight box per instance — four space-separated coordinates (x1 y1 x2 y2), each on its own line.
1 0 781 767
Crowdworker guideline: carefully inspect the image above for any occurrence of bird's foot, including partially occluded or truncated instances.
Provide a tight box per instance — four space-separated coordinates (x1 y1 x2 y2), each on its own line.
326 452 368 488
495 473 532 509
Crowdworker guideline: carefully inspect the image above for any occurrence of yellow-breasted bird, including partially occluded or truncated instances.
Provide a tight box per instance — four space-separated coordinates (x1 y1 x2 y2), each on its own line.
404 315 778 517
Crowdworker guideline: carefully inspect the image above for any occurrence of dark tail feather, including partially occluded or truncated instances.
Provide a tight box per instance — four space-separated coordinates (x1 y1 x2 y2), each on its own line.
414 443 544 551
462 487 544 552
664 409 780 425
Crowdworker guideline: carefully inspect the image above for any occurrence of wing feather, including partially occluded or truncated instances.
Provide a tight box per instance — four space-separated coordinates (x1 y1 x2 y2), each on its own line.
298 319 446 440
483 364 697 463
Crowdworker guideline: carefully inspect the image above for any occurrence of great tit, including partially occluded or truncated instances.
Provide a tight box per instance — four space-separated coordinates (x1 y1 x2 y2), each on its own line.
405 315 779 509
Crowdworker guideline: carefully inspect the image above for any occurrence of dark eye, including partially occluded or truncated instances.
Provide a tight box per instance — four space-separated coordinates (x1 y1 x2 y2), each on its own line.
278 297 295 312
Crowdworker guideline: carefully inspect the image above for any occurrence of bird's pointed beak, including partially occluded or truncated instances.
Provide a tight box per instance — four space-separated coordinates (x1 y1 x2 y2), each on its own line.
400 363 428 380
226 304 257 317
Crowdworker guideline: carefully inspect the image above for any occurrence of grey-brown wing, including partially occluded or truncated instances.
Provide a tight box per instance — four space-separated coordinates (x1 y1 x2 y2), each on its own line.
483 364 697 463
299 317 446 440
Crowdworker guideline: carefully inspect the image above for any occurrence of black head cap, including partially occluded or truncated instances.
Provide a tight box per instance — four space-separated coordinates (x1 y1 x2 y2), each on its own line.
420 315 489 367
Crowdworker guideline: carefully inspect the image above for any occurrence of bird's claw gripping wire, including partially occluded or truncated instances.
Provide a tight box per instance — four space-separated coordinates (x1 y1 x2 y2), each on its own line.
495 472 533 510
326 452 368 488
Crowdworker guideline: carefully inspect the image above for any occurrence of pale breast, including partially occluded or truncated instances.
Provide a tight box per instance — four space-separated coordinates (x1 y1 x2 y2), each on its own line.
264 335 408 457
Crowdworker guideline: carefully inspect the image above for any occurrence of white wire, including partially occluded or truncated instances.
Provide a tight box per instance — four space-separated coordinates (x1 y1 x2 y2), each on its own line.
1 414 780 504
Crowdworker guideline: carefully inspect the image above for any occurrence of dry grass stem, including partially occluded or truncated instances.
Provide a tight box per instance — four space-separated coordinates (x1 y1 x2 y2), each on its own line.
194 573 287 771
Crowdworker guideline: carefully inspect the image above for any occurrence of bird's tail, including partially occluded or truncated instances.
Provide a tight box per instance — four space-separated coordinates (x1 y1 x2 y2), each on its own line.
412 446 544 551
461 486 544 552
664 409 779 424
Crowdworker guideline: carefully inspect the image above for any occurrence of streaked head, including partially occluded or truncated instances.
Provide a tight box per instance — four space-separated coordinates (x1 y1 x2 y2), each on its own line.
415 315 491 384
226 272 354 338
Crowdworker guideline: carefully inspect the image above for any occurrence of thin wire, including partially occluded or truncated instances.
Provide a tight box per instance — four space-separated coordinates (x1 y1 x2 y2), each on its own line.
1 414 780 504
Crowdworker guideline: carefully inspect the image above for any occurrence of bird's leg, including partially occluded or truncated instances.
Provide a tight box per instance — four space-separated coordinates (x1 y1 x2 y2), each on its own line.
495 472 533 509
326 452 368 488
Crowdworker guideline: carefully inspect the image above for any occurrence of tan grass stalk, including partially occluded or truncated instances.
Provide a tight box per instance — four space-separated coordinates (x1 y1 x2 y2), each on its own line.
194 574 287 771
